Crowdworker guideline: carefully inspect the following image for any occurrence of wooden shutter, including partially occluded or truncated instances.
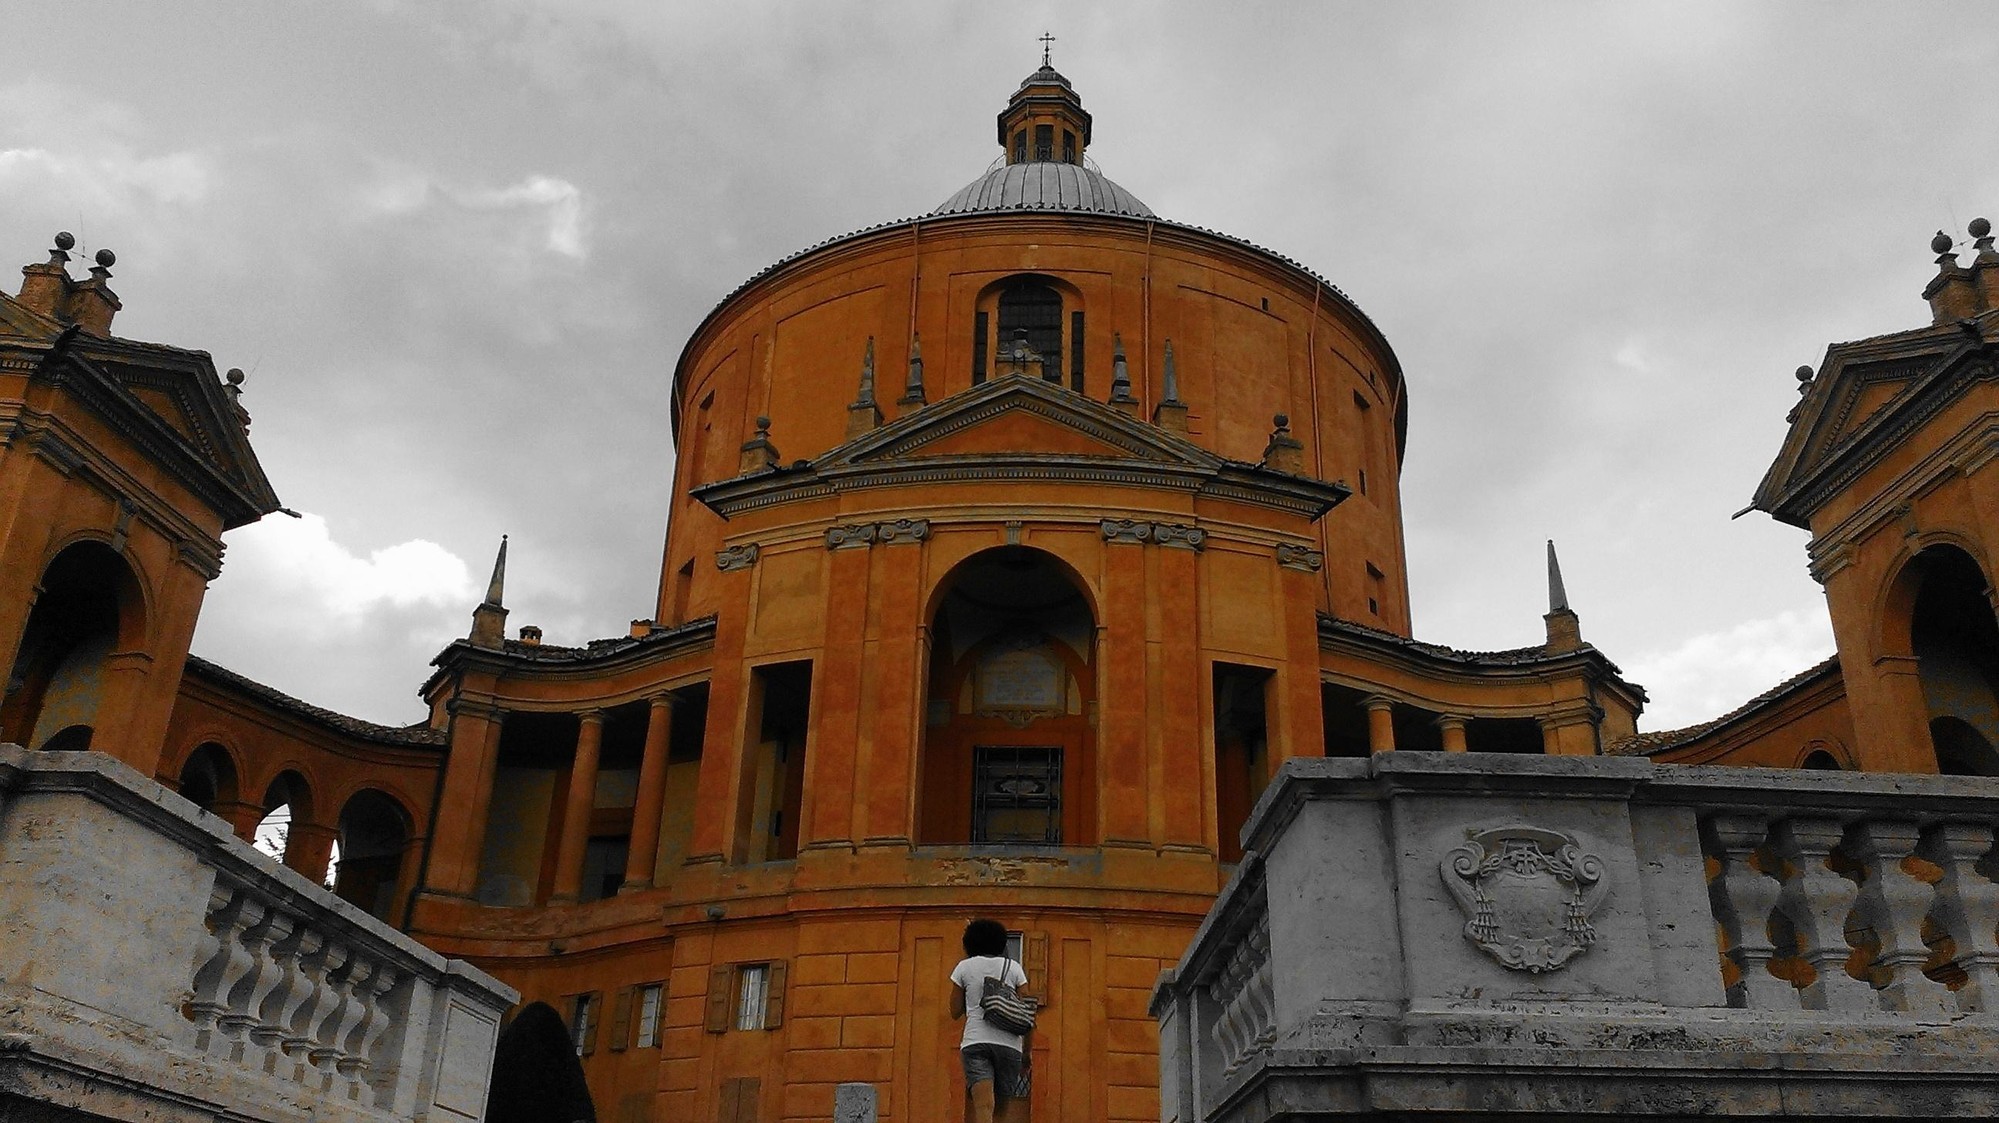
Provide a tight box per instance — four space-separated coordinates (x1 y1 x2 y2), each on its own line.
1025 932 1049 1000
609 986 633 1051
705 965 733 1033
580 991 601 1055
719 1076 761 1123
762 960 787 1028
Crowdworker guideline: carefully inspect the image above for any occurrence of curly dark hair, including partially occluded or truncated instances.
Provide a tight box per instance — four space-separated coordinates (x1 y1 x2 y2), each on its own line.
962 918 1009 957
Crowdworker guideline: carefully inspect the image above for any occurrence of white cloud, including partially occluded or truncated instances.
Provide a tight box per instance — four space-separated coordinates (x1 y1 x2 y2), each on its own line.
0 144 214 213
357 168 588 259
213 513 473 635
462 174 587 258
1626 609 1837 732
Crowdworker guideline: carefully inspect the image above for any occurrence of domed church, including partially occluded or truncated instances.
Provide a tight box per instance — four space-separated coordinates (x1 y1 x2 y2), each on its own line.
5 55 1999 1123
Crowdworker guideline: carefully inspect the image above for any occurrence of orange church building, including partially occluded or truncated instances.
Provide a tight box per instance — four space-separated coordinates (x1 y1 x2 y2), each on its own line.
5 60 1999 1122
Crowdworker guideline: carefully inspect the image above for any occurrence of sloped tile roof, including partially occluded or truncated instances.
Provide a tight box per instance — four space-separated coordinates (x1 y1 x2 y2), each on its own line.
1605 654 1840 757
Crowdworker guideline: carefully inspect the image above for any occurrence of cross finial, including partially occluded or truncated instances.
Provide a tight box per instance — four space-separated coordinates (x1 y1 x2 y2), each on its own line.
1039 31 1056 67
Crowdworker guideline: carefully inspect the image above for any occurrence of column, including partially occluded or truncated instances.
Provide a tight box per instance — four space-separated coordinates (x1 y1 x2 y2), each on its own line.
622 694 677 892
422 702 505 899
1363 695 1396 754
550 710 605 903
1436 714 1468 753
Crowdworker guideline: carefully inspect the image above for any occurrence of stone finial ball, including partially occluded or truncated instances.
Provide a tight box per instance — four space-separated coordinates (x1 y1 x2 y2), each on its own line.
1973 217 1993 239
1273 413 1289 428
52 231 75 251
756 415 771 430
1795 365 1814 383
1933 231 1955 254
226 368 245 385
94 248 115 268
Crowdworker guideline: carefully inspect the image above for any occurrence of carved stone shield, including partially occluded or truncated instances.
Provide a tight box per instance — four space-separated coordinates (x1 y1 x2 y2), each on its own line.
1440 826 1607 973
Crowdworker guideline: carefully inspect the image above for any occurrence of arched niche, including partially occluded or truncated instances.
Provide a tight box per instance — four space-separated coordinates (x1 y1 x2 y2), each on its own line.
917 546 1097 847
332 789 413 921
1 541 147 749
1891 545 1999 771
176 742 241 813
255 770 315 868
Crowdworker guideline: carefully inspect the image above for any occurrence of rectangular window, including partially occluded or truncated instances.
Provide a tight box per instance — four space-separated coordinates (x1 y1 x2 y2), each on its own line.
569 991 600 1056
635 982 664 1048
973 311 989 384
972 746 1062 846
1212 664 1274 864
735 964 770 1030
744 661 812 862
1069 311 1085 393
1062 130 1076 164
1034 124 1053 161
1013 131 1027 164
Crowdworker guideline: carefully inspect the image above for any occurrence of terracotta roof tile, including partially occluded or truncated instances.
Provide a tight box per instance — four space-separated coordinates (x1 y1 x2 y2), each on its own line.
1605 654 1840 757
182 655 446 747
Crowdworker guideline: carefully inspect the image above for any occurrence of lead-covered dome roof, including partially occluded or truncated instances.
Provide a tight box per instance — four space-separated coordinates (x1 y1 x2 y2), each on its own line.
933 161 1154 218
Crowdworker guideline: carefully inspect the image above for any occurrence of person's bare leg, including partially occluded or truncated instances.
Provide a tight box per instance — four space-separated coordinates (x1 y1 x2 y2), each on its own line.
969 1080 997 1123
996 1089 1029 1123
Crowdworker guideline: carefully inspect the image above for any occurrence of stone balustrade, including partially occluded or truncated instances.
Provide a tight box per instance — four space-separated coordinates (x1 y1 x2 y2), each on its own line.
1152 753 1999 1122
0 746 516 1123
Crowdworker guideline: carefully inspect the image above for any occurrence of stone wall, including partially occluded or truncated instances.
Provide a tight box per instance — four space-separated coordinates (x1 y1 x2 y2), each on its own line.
0 745 516 1122
1153 753 1999 1121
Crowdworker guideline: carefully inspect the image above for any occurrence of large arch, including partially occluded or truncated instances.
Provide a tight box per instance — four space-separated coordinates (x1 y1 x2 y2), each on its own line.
176 741 242 814
917 546 1098 847
0 540 147 749
331 788 415 922
1890 545 1999 772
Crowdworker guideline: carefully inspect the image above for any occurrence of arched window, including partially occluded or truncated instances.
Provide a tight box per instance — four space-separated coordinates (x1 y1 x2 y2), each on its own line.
979 276 1084 393
1904 546 1999 770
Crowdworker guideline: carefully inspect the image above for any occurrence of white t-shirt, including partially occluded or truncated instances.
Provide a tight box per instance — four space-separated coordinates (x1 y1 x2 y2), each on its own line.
951 954 1028 1051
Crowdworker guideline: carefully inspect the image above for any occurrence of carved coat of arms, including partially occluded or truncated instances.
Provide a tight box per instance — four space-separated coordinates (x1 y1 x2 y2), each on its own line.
1440 826 1608 973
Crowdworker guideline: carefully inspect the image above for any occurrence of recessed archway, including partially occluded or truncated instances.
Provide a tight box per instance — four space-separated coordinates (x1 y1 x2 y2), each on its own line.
1 541 146 749
917 547 1097 847
176 742 240 813
331 789 413 921
1895 545 1999 772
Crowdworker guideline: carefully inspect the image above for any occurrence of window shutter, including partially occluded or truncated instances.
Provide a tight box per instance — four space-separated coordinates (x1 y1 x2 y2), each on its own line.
973 312 989 384
1025 932 1049 1000
705 965 733 1033
581 991 601 1055
762 960 787 1028
609 986 632 1051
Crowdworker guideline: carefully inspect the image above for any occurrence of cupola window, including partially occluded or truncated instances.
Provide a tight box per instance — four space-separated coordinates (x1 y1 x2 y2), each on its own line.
1062 130 1076 164
1012 130 1027 164
1034 124 1053 162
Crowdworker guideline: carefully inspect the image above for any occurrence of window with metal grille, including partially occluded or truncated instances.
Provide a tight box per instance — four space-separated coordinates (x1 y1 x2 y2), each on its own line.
1013 130 1027 164
1062 130 1076 164
996 280 1062 384
1034 124 1053 162
735 964 769 1031
972 746 1062 846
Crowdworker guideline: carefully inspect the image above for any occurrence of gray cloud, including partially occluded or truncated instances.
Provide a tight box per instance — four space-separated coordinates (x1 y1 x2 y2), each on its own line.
6 2 1996 726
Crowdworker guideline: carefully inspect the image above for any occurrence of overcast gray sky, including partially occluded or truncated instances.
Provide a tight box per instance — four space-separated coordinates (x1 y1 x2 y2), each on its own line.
7 2 1995 730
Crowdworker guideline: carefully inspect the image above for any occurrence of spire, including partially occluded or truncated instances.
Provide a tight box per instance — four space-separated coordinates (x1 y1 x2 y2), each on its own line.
848 336 884 437
1546 539 1568 612
998 39 1092 166
1543 539 1582 653
1152 338 1189 434
898 332 927 407
1109 333 1133 400
469 535 510 649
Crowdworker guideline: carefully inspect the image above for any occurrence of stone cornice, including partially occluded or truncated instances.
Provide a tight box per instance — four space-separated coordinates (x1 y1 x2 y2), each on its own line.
423 615 719 698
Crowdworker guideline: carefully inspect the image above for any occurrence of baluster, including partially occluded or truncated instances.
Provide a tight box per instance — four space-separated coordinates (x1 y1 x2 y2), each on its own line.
1702 814 1796 1009
1849 819 1951 1015
1245 921 1276 1052
339 963 401 1101
187 886 248 1053
1772 817 1872 1012
240 912 300 1073
269 929 326 1080
212 897 278 1061
314 955 377 1092
306 947 360 1088
297 942 351 1085
1924 823 1999 1012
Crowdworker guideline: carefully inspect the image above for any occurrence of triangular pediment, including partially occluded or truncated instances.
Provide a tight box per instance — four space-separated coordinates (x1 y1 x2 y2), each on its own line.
825 373 1224 470
1753 318 1992 526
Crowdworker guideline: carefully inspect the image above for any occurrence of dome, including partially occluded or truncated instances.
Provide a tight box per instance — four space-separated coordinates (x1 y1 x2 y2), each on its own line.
933 161 1154 218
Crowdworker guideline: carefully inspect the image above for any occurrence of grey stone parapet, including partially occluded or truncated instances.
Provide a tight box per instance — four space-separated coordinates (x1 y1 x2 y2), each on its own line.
0 745 517 1123
1152 752 1999 1121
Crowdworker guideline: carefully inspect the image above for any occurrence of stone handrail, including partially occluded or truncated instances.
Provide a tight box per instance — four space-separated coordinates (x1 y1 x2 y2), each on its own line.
1151 753 1999 1123
0 747 516 1123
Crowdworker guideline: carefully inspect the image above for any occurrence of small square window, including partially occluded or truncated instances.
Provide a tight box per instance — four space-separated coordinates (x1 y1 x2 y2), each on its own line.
635 983 664 1048
736 964 769 1031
